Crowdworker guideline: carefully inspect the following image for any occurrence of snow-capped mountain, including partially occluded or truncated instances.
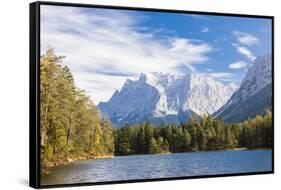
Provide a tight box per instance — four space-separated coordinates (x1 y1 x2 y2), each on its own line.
98 72 237 127
214 54 272 122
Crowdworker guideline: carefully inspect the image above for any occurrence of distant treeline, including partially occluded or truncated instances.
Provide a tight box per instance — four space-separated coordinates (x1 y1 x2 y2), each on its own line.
40 48 114 172
40 48 272 171
114 112 272 155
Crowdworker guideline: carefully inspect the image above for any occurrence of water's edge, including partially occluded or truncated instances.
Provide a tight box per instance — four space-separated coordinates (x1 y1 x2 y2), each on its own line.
49 148 271 168
41 149 272 186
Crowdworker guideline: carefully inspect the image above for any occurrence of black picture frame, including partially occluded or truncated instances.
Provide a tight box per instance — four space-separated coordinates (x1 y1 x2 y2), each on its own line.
30 1 274 188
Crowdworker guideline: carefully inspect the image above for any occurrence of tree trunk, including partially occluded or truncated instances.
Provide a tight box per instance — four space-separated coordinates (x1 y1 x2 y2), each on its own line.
66 114 73 146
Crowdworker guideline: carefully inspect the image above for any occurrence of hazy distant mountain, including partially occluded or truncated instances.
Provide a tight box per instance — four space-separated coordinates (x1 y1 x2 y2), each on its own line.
98 72 237 127
214 54 272 123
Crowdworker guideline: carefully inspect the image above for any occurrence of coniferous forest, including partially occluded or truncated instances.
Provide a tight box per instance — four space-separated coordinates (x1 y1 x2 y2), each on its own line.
40 48 115 171
40 48 272 172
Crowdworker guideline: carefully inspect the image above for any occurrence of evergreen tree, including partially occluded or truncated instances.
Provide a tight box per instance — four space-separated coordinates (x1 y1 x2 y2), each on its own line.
149 137 160 154
40 48 115 171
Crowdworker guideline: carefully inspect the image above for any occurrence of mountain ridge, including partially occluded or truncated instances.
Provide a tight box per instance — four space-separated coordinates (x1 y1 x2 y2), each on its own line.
214 54 272 122
98 72 237 127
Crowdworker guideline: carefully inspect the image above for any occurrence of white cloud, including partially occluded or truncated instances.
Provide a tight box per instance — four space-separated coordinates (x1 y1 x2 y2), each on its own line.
229 61 247 69
41 5 213 104
189 14 211 20
205 68 213 72
203 72 243 84
201 27 209 33
169 38 212 72
233 44 256 61
200 71 240 84
205 72 234 79
233 31 259 46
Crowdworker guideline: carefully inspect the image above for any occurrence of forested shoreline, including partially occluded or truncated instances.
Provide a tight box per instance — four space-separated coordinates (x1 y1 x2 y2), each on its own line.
114 112 272 155
40 48 114 173
40 48 272 174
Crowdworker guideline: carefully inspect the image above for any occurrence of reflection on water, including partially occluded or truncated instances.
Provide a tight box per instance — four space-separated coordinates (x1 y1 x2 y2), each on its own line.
41 150 272 185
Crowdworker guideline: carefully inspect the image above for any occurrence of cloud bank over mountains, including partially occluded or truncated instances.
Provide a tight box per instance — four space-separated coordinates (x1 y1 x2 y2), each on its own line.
41 5 269 104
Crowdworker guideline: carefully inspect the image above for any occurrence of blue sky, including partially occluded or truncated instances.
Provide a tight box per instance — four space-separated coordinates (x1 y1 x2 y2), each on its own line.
41 5 272 104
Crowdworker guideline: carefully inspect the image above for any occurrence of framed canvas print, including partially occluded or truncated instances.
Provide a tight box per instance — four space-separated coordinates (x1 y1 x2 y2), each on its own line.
29 1 274 188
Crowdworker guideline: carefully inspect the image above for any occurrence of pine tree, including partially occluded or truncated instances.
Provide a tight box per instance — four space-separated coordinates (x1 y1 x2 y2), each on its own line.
149 137 160 154
40 48 115 170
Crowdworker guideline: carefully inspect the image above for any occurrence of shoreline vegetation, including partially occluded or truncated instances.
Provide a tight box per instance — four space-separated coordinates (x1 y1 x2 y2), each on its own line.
41 48 115 174
41 48 272 175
